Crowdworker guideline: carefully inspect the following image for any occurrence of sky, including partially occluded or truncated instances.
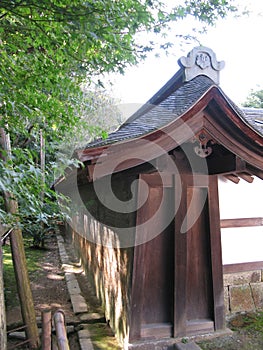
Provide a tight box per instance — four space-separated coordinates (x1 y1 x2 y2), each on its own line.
108 0 263 112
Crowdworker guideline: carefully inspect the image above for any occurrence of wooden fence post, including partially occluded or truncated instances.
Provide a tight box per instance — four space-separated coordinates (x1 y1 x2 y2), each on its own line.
0 125 40 348
9 228 40 348
53 310 69 350
41 308 52 350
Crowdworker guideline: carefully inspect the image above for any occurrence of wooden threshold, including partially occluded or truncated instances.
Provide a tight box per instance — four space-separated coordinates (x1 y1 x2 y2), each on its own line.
141 323 173 339
186 319 214 336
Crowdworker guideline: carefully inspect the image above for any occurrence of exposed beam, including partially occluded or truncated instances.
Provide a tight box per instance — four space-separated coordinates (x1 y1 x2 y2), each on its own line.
223 174 240 184
238 172 254 183
223 261 263 274
221 217 263 228
246 164 263 180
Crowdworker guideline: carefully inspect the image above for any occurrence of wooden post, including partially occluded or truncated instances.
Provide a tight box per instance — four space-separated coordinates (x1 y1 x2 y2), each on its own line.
53 310 69 350
41 308 52 350
0 126 40 348
9 227 40 348
0 240 7 350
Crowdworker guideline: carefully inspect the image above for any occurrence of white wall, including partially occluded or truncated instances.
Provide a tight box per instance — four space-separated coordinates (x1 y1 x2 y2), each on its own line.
218 176 263 264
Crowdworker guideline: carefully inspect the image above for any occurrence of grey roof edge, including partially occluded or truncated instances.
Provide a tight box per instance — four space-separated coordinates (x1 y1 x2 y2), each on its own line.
122 68 184 125
84 83 263 151
217 88 263 136
83 81 217 150
241 107 263 135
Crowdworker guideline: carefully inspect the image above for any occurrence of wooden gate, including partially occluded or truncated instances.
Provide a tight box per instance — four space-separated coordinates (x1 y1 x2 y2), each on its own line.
130 173 224 341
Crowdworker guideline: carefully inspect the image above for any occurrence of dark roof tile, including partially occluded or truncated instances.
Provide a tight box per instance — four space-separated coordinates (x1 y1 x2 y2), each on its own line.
86 75 215 148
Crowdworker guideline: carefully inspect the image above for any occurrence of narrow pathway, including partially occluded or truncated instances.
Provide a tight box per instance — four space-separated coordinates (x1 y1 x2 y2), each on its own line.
56 234 104 350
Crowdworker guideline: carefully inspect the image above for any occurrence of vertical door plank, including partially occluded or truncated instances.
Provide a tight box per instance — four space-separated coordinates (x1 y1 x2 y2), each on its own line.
208 175 225 330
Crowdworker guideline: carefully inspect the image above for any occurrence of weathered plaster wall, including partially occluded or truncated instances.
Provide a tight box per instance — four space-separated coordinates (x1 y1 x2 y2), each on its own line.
224 270 263 315
63 174 138 346
71 227 134 345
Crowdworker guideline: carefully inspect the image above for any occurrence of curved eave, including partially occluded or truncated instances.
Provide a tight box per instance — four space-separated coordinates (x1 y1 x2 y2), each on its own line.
78 86 263 180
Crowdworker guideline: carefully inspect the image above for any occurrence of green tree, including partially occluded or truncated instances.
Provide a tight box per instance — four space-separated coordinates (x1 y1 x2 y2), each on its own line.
0 0 239 229
243 89 263 108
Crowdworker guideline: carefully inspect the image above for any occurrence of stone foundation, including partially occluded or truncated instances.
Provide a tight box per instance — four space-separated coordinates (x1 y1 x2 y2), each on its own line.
224 270 263 315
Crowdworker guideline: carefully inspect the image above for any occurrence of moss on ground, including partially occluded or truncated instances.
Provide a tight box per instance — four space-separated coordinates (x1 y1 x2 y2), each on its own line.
198 312 263 350
86 323 122 350
3 234 45 309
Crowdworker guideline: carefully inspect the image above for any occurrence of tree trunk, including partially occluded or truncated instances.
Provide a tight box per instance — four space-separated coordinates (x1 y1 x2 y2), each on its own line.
0 127 40 349
40 129 45 248
0 240 7 350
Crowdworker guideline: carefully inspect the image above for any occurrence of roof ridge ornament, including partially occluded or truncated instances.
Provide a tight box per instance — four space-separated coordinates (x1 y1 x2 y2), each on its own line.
179 46 225 84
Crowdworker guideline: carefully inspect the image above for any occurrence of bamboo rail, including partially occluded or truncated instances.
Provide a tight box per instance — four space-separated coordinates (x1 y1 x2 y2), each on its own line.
53 310 70 350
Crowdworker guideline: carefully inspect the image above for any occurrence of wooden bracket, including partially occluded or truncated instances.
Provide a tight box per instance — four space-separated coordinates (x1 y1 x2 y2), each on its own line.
192 130 216 158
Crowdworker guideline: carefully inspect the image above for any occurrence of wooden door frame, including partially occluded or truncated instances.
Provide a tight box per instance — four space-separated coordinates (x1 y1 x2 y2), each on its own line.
174 174 224 337
129 173 224 341
129 172 174 341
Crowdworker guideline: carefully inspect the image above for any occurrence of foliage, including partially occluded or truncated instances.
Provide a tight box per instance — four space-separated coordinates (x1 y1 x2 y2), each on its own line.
0 0 239 244
243 89 263 109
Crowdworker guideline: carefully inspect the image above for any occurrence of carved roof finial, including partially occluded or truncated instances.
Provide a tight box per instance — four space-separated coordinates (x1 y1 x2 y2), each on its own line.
179 46 225 84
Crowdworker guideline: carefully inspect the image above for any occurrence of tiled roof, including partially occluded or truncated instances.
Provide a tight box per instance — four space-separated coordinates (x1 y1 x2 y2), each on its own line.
86 75 215 148
241 108 263 135
84 44 263 151
85 75 263 150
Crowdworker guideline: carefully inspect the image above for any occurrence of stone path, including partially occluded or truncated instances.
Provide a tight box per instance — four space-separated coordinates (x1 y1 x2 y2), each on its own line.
57 234 100 350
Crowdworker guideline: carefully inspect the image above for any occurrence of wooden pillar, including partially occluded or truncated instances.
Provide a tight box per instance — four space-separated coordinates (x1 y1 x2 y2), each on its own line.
173 173 187 337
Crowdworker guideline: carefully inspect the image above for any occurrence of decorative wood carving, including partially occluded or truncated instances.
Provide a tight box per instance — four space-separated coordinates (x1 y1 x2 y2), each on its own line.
192 130 215 158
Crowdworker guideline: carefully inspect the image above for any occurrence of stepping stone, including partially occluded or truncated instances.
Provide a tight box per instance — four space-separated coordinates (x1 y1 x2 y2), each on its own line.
78 328 94 350
79 313 105 323
65 272 75 282
174 342 202 350
67 279 81 295
78 328 92 338
70 294 88 314
79 338 94 350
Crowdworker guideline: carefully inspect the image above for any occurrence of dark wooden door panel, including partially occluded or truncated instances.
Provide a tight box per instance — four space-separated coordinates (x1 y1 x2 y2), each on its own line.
186 187 213 321
141 188 174 326
131 173 224 341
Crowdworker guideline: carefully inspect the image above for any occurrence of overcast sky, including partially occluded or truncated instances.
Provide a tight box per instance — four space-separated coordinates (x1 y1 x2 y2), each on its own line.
108 0 263 109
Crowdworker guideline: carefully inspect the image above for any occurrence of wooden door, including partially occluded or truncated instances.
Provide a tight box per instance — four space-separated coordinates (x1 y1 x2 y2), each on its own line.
130 173 224 341
174 174 224 337
130 173 174 340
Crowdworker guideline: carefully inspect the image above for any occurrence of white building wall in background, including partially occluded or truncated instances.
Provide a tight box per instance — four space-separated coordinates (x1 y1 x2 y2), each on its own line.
218 176 263 265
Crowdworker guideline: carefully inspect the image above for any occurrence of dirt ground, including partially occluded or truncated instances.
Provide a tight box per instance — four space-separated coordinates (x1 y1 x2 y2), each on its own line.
197 312 263 350
6 233 81 349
